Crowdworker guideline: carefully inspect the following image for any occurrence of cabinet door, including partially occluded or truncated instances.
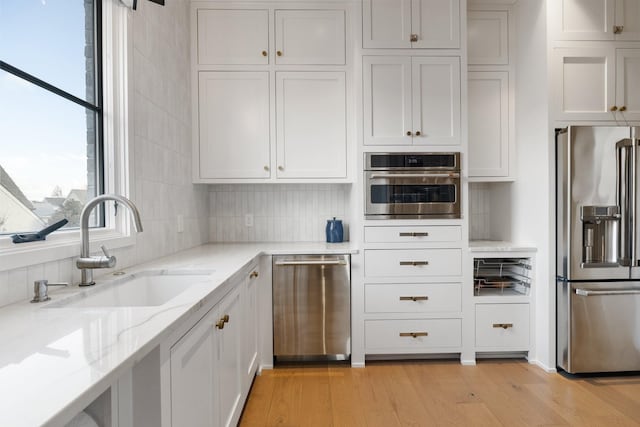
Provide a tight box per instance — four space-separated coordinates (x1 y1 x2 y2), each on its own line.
275 10 345 65
411 0 460 48
363 0 412 48
170 311 216 427
616 49 640 120
243 269 259 390
468 72 509 178
363 56 413 145
215 288 243 427
468 11 508 65
197 9 269 65
553 0 615 40
275 72 347 178
552 47 616 120
615 0 640 41
412 57 461 145
198 72 270 179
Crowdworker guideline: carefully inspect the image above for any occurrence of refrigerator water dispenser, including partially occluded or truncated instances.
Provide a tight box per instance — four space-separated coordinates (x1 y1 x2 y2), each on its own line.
580 205 620 267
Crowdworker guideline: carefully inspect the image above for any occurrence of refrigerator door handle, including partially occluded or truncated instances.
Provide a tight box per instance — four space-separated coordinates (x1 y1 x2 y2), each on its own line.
616 139 634 266
575 288 640 296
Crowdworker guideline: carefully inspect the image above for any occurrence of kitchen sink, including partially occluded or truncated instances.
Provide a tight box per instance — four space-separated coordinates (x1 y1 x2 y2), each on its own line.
48 270 215 308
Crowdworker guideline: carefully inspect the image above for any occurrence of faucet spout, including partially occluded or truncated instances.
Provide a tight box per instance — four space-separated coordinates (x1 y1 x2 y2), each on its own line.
77 194 143 286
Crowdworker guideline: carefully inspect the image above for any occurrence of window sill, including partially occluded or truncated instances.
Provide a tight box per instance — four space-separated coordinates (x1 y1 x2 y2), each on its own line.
0 230 136 272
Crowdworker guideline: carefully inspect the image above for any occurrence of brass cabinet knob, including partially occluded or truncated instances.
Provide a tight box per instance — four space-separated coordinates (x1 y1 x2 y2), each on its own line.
276 50 283 56
406 131 412 136
250 271 259 279
415 131 421 136
278 165 284 171
264 165 270 171
215 319 225 329
261 50 268 56
611 105 618 112
222 314 230 323
614 25 624 34
410 34 418 42
620 106 627 112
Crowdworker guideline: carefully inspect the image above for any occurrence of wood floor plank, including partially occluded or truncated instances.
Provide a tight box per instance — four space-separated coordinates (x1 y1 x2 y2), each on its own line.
328 366 367 427
239 360 640 427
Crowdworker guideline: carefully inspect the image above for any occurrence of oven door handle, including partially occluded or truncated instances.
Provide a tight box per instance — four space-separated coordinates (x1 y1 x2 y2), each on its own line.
368 173 460 179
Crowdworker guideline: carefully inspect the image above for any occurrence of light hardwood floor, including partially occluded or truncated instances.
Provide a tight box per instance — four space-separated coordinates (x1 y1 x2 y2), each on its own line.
239 360 640 426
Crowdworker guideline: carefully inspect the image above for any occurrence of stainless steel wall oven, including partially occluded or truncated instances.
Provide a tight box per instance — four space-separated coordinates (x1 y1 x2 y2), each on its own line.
364 152 461 219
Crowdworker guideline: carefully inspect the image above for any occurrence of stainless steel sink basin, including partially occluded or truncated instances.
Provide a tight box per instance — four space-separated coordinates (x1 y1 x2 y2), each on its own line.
48 270 215 308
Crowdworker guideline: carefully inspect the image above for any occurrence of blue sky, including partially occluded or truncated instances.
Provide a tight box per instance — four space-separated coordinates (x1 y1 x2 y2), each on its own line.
0 0 94 201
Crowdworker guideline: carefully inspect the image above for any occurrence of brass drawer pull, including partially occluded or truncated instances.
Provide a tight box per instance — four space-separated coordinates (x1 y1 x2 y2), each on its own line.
222 314 230 323
215 319 225 330
249 271 259 279
493 323 513 329
399 232 429 237
400 332 428 338
399 296 429 302
399 261 429 266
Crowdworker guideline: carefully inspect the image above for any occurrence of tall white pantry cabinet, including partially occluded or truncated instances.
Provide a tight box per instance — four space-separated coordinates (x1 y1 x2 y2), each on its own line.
191 3 355 183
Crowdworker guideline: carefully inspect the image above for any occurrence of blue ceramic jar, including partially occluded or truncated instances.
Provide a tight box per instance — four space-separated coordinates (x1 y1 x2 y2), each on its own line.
325 217 344 243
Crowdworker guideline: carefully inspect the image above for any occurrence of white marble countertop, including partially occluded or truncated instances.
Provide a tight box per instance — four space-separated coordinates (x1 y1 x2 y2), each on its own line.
0 242 357 427
469 240 538 253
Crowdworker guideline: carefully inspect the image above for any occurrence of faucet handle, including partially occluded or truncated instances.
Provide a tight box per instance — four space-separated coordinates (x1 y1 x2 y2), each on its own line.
101 245 111 258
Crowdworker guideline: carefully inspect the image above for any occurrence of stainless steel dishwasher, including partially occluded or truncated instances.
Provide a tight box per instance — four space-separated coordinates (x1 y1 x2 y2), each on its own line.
272 254 351 362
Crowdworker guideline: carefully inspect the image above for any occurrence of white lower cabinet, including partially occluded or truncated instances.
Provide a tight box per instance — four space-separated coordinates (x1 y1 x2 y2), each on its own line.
365 319 462 353
170 286 243 427
168 264 260 427
363 225 464 357
475 303 530 351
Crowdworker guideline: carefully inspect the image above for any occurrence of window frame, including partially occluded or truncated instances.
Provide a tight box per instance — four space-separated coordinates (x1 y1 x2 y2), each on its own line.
0 0 136 271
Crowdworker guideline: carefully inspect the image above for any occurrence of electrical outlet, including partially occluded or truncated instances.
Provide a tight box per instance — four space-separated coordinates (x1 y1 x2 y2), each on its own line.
245 213 254 227
177 214 184 233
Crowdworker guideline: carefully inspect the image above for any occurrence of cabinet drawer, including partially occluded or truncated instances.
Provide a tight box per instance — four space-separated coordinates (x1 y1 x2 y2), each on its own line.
475 304 529 350
365 319 461 351
365 249 462 278
364 226 461 243
365 283 461 313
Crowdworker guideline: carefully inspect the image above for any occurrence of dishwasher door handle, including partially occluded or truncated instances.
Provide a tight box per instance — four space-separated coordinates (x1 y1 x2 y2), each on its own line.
274 259 348 266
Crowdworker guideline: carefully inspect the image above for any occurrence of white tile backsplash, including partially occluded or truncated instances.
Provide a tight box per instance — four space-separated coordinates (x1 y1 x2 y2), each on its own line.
0 0 209 308
469 183 492 240
209 184 351 243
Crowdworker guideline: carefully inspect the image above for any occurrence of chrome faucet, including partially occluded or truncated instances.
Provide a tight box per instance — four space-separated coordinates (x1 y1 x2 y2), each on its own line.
77 194 143 286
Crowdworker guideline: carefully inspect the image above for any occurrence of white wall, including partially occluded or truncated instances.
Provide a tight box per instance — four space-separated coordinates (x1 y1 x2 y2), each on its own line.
512 0 552 370
0 1 209 308
209 184 352 242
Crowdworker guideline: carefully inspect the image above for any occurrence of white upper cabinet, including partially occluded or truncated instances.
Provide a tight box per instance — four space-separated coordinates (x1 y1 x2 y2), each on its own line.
275 72 347 178
552 46 640 121
616 49 640 120
197 9 269 65
192 5 352 183
468 11 508 65
198 72 271 180
468 72 509 177
553 0 640 41
275 10 346 65
363 0 461 49
363 55 460 146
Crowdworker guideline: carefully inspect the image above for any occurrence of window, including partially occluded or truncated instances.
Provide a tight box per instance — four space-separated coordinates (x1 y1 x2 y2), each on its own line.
0 1 134 270
0 0 103 235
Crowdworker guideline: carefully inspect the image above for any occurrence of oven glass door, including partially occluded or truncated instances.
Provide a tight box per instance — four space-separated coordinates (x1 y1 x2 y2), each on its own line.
365 171 460 218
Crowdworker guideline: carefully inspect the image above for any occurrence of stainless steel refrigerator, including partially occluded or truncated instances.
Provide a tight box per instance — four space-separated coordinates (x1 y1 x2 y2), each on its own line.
557 126 640 373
